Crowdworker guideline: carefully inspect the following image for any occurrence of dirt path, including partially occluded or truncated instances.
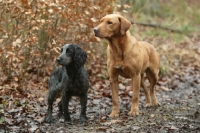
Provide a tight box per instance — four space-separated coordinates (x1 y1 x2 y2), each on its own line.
39 67 200 133
1 65 200 133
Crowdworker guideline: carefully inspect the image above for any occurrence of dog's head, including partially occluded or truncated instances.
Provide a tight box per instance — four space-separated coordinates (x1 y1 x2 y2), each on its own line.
94 14 132 38
57 44 87 69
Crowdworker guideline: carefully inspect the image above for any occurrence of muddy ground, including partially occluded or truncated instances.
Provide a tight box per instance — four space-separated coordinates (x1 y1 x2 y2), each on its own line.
40 66 200 133
1 37 200 132
1 65 200 133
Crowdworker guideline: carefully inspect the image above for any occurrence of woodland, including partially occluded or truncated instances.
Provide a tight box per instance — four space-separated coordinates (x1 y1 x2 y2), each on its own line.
0 0 200 132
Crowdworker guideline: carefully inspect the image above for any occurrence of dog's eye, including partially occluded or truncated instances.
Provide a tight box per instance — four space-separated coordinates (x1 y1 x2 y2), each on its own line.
61 48 63 53
66 49 72 54
107 21 112 24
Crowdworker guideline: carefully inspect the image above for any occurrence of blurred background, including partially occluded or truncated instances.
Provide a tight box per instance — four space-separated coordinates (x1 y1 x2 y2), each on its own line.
1 0 200 132
0 0 199 95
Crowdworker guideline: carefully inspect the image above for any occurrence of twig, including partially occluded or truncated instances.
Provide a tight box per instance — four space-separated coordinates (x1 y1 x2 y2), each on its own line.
130 21 184 34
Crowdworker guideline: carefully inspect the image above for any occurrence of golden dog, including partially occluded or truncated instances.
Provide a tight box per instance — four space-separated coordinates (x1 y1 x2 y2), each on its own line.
94 14 160 117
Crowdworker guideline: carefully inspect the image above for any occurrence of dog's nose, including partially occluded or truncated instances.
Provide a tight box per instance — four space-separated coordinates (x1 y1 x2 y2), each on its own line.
93 27 99 35
56 57 61 62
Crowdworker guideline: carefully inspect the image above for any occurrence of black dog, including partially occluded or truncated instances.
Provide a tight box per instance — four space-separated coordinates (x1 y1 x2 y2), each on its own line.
45 44 89 123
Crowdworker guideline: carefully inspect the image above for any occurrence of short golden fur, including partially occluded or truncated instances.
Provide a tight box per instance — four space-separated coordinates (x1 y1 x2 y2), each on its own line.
94 14 160 117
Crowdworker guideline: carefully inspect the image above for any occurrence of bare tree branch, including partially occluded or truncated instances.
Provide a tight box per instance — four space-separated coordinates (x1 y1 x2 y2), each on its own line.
130 21 184 34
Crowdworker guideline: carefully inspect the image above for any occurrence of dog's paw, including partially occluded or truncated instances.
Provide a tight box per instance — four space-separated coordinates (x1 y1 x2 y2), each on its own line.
128 106 139 116
45 116 54 123
153 101 161 106
151 99 160 106
79 116 87 124
128 111 139 116
145 101 160 108
109 110 119 118
64 115 71 123
58 113 64 119
145 103 152 107
109 107 119 118
109 113 119 118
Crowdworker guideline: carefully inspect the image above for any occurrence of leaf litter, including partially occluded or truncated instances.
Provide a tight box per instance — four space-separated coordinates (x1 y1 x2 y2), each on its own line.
1 28 200 133
1 63 200 132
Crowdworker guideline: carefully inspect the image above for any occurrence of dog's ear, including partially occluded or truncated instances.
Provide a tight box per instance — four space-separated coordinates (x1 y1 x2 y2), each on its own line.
119 16 131 35
74 45 87 69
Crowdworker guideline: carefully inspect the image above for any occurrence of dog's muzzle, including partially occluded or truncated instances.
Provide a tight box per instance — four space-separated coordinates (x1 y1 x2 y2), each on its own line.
93 27 99 36
56 57 62 64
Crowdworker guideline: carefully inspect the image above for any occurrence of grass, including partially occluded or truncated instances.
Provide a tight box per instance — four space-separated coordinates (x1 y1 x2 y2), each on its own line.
119 0 200 36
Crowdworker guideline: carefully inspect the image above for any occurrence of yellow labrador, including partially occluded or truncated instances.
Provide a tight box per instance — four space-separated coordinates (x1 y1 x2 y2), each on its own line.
94 14 160 117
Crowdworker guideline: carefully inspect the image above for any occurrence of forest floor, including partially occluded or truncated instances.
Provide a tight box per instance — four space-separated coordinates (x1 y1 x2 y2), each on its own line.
1 35 200 133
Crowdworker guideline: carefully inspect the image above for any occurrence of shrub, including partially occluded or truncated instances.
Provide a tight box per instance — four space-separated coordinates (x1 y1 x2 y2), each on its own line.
0 0 115 91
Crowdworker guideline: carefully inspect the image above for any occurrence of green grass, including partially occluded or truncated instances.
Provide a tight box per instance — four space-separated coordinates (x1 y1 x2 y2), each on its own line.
118 0 200 39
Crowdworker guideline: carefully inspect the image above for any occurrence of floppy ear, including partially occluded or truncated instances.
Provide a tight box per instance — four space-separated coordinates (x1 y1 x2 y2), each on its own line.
119 16 131 35
73 45 87 69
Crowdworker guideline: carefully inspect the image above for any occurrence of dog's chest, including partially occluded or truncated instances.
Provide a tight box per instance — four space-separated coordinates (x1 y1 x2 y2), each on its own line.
114 65 134 78
108 54 140 78
108 40 127 59
68 79 79 89
109 49 124 64
108 49 130 67
67 83 83 95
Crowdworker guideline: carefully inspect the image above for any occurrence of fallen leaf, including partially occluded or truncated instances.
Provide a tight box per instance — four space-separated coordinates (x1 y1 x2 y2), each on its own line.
170 125 179 130
97 126 108 132
29 125 38 132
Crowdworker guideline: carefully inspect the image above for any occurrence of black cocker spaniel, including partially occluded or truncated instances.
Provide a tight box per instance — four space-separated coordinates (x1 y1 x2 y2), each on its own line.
45 44 89 123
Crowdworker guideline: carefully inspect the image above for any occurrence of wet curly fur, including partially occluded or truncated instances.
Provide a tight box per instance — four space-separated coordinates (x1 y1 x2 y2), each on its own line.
45 44 89 123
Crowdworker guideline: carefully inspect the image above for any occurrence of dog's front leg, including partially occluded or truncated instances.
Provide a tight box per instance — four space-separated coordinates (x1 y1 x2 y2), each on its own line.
79 93 87 123
58 101 63 118
129 74 141 116
45 90 55 123
46 84 61 123
109 77 119 117
61 66 71 122
62 91 71 122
